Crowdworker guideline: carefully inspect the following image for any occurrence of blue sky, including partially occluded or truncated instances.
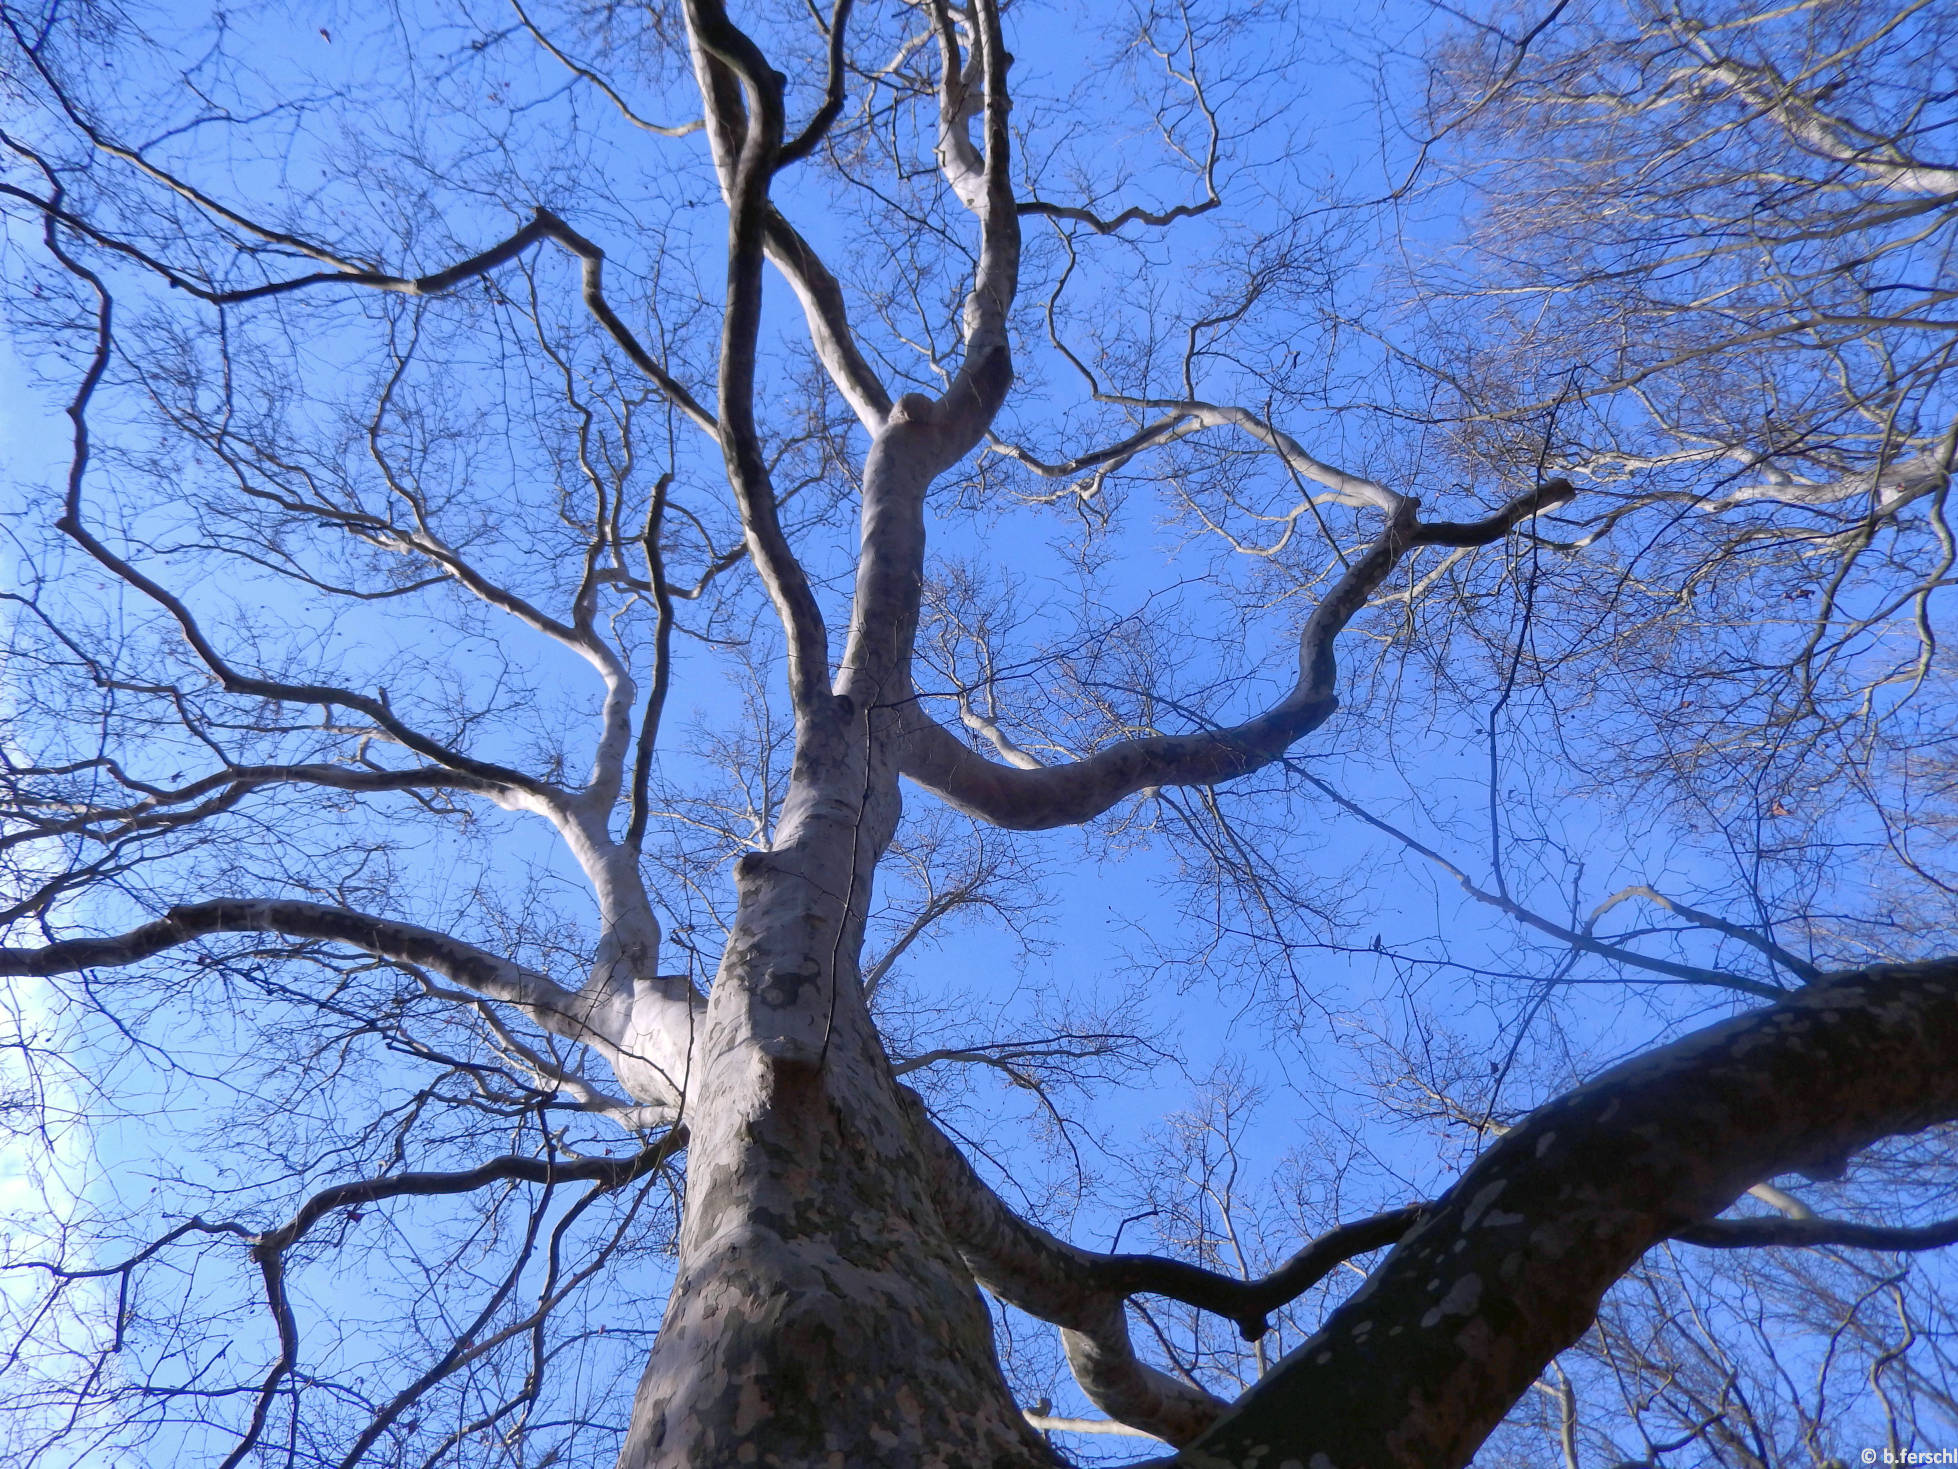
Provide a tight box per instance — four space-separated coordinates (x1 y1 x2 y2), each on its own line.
4 0 1936 1461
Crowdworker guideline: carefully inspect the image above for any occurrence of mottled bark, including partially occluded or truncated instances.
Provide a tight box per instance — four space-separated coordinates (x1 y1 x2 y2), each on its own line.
615 5 1038 1451
18 4 1956 1466
1170 959 1958 1469
617 844 1054 1468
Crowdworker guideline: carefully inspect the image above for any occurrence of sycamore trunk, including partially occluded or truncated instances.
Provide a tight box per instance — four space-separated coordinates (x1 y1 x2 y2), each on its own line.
617 840 1055 1468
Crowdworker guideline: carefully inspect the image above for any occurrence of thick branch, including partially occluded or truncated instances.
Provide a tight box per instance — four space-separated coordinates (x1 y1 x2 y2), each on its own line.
1685 49 1958 198
907 1088 1422 1444
828 0 1019 816
1677 1213 1958 1252
901 482 1574 829
1173 958 1958 1469
685 0 836 726
763 208 893 431
0 898 692 1110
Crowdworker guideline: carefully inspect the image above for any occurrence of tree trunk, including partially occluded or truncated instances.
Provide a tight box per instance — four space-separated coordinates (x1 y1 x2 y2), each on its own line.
618 845 1055 1469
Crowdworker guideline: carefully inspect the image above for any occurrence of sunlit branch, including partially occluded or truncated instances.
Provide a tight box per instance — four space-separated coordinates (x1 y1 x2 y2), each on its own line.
991 397 1400 514
957 700 1045 770
41 280 694 1065
413 971 675 1130
1022 1411 1152 1438
1679 33 1958 198
901 483 1574 830
763 207 894 432
685 0 837 725
0 761 504 852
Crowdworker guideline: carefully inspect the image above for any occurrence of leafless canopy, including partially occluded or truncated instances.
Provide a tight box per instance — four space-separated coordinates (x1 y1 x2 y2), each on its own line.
2 0 1957 1466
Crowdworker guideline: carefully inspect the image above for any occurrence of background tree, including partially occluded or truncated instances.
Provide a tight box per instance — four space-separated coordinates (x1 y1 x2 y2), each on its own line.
1 1 1956 1467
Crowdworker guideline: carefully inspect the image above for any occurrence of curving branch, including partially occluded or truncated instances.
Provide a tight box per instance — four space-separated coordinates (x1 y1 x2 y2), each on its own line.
0 898 694 1111
0 761 506 853
1298 772 1792 1000
1013 0 1223 238
1 897 572 1010
833 0 1020 742
511 0 704 137
776 0 855 168
684 0 837 726
248 1139 682 1262
1714 432 1956 514
1587 884 1820 984
991 398 1401 514
1176 957 1958 1469
676 10 895 433
900 482 1575 830
9 172 718 436
32 225 681 822
1018 197 1218 233
240 1142 674 1469
907 1087 1422 1444
763 207 894 432
1679 42 1958 199
911 1090 1223 1443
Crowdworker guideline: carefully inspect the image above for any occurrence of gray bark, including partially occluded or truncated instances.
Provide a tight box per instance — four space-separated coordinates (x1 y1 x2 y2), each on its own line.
618 858 1052 1468
1168 959 1958 1469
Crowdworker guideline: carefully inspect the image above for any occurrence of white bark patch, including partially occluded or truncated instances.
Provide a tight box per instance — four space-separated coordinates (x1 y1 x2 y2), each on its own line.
1420 1272 1483 1328
1535 1130 1558 1157
1460 1178 1507 1230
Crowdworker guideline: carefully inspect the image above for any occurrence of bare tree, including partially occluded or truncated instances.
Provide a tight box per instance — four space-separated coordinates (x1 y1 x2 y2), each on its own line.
2 1 1957 1466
